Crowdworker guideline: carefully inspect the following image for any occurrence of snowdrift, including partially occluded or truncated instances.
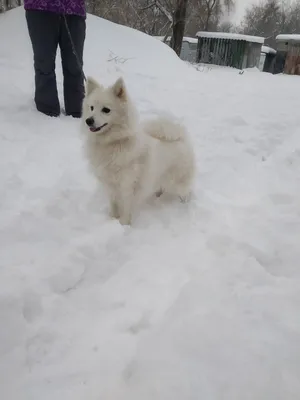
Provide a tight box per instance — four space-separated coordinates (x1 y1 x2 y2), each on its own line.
1 6 300 400
0 7 187 85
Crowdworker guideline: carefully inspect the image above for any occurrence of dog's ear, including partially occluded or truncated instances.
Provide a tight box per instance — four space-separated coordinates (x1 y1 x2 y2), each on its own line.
112 77 126 100
85 77 100 95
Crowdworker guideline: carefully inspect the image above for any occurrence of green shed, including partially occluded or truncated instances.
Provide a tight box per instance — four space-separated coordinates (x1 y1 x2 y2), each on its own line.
196 32 264 70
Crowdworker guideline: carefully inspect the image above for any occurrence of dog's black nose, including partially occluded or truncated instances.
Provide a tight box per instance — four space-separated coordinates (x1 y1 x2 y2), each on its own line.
86 117 94 126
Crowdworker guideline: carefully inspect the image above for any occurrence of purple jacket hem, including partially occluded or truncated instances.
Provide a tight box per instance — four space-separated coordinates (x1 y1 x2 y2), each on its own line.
24 1 86 17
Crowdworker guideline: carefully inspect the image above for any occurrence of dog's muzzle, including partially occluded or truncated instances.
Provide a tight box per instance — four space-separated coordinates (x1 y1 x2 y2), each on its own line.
85 117 108 133
89 123 108 133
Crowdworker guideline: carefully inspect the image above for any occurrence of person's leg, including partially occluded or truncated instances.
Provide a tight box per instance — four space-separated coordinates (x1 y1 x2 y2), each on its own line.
26 10 60 117
59 15 86 118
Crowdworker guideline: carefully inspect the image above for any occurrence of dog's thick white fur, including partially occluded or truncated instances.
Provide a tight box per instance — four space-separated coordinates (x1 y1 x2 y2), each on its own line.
82 76 195 225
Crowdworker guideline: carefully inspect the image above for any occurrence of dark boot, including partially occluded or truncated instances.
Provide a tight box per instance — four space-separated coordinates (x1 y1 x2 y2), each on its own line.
26 10 61 117
59 14 86 118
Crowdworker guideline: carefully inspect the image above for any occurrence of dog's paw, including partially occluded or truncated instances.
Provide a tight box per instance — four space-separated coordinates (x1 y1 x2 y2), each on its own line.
119 216 132 226
109 210 120 219
109 203 120 219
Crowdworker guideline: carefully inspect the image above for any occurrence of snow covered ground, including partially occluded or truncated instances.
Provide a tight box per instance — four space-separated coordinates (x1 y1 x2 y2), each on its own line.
1 7 300 400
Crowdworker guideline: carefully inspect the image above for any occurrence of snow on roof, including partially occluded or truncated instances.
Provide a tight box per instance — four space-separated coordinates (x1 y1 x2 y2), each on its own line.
276 34 300 42
196 31 265 44
154 36 198 44
261 45 276 54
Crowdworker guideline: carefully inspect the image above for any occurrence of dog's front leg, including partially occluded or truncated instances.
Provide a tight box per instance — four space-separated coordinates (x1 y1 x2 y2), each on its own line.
109 197 120 219
119 199 133 225
118 191 136 226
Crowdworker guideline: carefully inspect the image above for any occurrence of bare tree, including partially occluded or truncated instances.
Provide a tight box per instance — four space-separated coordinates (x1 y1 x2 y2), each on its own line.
240 0 292 47
217 20 237 32
1 0 22 12
169 0 189 54
184 0 235 35
285 2 300 33
86 0 236 40
204 0 218 31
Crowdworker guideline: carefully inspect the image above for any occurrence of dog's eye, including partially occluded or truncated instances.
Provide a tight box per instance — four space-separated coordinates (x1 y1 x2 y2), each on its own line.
102 107 110 114
90 106 94 111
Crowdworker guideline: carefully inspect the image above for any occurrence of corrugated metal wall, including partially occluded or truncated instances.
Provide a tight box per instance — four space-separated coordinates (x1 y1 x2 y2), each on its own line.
197 38 262 70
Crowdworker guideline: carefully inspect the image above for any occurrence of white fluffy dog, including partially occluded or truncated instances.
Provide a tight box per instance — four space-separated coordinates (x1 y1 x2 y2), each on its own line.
82 76 195 225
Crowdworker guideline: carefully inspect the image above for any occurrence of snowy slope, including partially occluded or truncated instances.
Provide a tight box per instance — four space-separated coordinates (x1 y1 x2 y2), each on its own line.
1 7 300 400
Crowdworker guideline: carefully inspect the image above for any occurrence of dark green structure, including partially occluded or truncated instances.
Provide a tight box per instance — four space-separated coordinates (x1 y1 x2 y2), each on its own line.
196 32 264 70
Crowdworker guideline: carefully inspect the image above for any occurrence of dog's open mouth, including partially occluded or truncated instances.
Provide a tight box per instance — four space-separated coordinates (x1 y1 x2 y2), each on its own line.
89 123 108 133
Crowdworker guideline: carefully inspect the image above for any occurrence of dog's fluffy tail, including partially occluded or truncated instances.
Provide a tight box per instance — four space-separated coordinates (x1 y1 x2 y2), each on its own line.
143 115 187 142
